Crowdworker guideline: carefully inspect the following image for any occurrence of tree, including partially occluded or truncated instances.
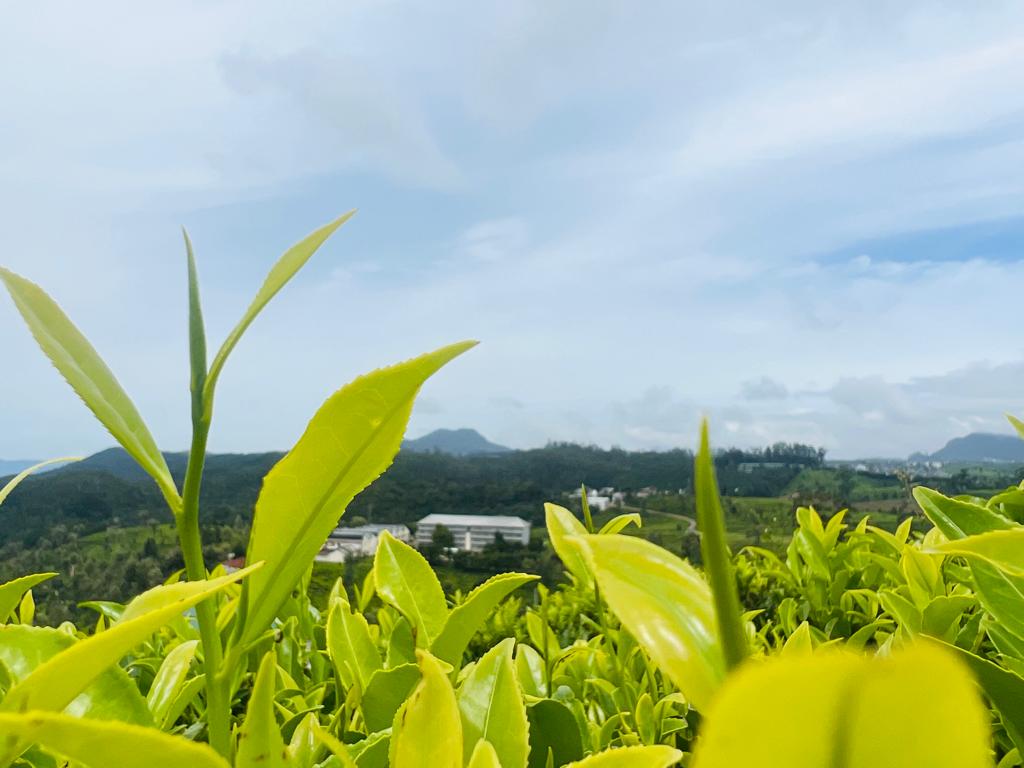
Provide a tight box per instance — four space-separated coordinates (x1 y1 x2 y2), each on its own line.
432 524 455 549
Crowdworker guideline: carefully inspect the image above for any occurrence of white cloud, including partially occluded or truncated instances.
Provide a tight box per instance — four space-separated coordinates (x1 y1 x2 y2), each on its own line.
3 1 1024 461
741 378 790 401
452 219 529 264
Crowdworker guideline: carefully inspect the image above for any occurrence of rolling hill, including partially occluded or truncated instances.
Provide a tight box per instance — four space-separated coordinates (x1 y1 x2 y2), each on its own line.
402 428 511 456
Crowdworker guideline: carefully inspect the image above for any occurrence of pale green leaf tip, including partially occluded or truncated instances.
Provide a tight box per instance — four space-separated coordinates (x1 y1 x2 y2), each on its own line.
432 339 479 365
320 209 358 237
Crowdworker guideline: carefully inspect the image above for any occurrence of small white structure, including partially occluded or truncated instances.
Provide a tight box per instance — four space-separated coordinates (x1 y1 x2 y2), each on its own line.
316 523 412 563
568 487 616 512
415 514 531 552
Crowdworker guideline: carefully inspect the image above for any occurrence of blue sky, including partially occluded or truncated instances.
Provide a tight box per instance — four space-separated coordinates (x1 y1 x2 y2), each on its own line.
3 1 1024 459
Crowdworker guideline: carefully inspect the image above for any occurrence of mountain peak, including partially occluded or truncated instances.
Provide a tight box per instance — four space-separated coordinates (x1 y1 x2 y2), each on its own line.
915 432 1024 463
403 428 511 456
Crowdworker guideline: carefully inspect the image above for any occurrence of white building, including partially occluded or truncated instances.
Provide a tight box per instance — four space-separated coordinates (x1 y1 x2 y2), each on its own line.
415 514 531 552
316 523 412 563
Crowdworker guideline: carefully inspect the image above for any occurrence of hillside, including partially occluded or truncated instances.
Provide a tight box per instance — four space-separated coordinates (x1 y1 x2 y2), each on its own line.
914 432 1024 463
0 441 827 548
402 428 511 455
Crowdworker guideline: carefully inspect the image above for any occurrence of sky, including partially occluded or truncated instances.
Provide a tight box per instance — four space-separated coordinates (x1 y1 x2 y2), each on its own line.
3 1 1024 460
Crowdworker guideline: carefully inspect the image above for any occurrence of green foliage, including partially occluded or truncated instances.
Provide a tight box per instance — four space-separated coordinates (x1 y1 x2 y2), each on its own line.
7 214 1024 767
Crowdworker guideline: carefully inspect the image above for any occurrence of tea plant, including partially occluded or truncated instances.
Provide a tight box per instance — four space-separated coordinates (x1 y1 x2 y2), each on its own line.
1 216 1022 767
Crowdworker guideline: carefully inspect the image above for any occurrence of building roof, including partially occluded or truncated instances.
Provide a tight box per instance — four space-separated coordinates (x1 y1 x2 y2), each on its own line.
417 513 530 528
331 523 409 536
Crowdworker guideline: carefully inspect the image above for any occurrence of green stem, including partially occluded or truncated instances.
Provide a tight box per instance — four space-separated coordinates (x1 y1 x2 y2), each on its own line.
177 232 231 756
177 416 231 757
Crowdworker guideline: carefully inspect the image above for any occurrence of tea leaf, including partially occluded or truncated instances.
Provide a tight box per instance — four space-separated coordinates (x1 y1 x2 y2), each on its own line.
327 597 382 692
146 640 198 728
457 638 528 768
0 711 229 768
544 503 594 590
350 729 390 767
236 650 287 768
432 573 538 667
239 341 474 647
286 712 319 767
183 229 207 401
205 211 355 397
0 624 150 724
526 699 584 768
163 674 205 731
690 644 990 767
597 513 642 535
390 651 461 768
374 530 449 647
0 268 179 511
932 529 1024 576
0 574 56 624
567 534 725 712
943 641 1024 754
913 487 1015 539
362 663 420 733
468 740 504 768
695 420 748 669
968 561 1024 640
17 589 34 625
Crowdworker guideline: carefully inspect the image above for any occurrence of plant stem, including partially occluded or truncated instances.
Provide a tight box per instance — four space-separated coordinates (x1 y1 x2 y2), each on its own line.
177 232 231 756
177 415 231 757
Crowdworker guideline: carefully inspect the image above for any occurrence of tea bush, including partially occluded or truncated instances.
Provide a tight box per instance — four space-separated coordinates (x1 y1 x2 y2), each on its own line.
2 217 1024 767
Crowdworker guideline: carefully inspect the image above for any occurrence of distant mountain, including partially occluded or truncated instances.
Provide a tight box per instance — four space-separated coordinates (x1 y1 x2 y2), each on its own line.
913 432 1024 463
402 428 511 456
75 447 190 483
